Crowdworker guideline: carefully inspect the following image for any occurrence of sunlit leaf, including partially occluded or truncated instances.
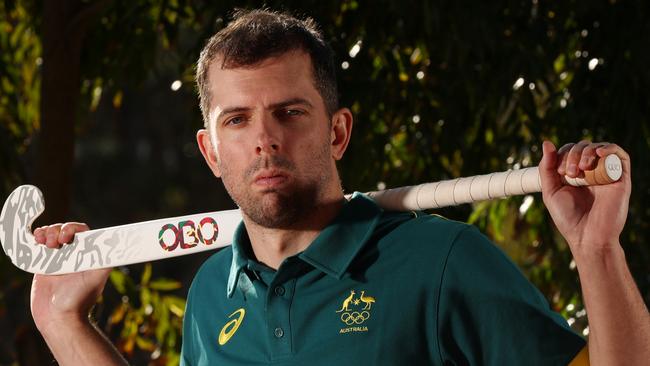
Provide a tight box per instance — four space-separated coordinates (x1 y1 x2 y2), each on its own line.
141 287 151 308
150 278 182 291
109 303 128 325
165 296 185 317
110 269 129 294
141 263 152 285
135 335 156 351
112 90 123 109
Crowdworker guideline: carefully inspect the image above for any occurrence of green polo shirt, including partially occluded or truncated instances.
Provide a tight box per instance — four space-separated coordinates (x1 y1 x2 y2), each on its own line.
181 193 585 365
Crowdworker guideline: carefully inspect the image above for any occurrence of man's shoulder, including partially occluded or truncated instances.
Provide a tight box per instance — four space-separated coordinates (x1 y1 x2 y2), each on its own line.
377 210 471 244
366 210 475 265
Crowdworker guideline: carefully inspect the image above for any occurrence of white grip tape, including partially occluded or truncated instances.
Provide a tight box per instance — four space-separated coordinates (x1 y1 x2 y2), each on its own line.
367 165 601 211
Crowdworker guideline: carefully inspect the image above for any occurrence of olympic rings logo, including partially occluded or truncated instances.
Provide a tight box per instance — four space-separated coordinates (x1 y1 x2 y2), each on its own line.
340 311 370 325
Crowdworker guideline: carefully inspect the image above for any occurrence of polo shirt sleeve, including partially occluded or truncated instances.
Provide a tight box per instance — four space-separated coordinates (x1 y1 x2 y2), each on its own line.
436 225 586 365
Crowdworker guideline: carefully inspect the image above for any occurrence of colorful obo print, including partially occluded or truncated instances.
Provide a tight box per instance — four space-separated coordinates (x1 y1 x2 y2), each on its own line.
158 217 219 252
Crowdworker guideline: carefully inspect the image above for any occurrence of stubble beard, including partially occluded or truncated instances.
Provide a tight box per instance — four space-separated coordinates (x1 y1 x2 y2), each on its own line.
219 143 332 229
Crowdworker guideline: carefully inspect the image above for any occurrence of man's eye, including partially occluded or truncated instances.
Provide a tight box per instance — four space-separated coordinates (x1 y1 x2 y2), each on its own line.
225 116 244 125
285 109 303 116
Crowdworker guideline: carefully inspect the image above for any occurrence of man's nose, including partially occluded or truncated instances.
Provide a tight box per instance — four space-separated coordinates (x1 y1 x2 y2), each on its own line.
255 115 281 154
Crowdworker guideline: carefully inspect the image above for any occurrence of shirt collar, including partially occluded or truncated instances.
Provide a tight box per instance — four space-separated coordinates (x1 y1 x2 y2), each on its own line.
226 222 250 297
299 193 383 278
226 192 383 298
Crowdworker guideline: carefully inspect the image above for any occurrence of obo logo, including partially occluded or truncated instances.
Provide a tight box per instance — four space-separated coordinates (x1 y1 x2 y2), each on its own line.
158 218 218 251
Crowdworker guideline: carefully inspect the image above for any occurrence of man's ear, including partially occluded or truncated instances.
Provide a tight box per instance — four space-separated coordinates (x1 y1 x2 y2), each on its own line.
330 108 353 160
197 129 222 178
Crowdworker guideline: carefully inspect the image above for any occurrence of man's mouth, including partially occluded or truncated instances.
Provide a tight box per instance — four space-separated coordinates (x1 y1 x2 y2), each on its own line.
253 170 288 188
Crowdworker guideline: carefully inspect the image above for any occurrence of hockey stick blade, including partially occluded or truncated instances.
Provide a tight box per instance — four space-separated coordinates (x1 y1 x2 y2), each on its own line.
0 185 241 275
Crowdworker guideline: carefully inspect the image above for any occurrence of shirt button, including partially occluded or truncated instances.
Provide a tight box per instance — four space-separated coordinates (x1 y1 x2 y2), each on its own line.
274 286 285 296
274 327 284 338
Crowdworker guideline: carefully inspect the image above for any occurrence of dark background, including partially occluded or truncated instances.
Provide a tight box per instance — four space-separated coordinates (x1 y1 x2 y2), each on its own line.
1 1 648 364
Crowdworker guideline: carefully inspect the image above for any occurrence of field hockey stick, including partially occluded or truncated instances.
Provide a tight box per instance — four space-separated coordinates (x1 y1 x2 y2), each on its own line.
0 154 622 275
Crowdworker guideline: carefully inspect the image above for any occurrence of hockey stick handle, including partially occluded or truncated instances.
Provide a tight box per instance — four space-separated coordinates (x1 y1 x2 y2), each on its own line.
361 153 622 211
0 154 622 275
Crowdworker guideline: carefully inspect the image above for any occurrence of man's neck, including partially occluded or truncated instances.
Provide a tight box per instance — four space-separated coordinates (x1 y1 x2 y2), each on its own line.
243 195 345 270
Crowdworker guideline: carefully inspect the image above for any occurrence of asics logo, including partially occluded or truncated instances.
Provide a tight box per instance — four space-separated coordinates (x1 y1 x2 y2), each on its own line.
218 308 245 346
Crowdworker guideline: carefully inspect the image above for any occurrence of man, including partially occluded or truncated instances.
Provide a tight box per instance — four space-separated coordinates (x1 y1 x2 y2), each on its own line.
30 9 649 365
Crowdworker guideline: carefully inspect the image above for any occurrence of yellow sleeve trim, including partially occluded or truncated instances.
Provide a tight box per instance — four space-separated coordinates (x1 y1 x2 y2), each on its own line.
568 345 590 366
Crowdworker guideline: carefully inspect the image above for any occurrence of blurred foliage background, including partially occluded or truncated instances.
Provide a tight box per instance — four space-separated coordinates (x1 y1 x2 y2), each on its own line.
1 0 648 364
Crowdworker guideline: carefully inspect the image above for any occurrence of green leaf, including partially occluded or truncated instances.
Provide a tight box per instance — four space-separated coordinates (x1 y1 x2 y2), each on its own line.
468 201 489 225
141 263 152 285
109 303 128 325
150 278 182 291
164 295 186 317
156 303 170 344
135 335 156 351
553 54 565 73
140 287 151 308
110 269 128 294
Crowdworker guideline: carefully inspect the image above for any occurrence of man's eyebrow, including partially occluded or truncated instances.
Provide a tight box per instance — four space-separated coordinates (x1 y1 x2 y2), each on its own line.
269 98 314 110
216 106 251 122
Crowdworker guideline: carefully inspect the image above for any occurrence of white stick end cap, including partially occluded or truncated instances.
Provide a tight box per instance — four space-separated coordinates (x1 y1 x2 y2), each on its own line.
604 154 623 181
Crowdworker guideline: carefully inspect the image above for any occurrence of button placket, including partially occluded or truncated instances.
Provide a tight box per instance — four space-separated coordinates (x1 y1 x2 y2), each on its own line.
266 277 296 359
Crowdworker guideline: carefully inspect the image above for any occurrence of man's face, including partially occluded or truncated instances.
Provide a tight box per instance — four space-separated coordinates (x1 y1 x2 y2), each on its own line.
197 51 351 228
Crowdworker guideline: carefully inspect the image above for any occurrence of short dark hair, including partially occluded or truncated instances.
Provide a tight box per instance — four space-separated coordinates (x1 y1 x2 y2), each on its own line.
196 9 339 126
